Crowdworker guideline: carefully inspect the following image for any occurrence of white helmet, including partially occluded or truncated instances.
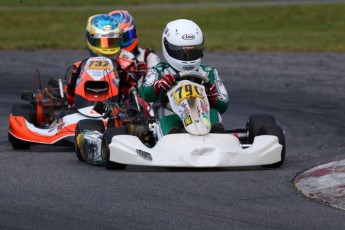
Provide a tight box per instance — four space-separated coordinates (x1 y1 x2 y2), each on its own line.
162 19 204 72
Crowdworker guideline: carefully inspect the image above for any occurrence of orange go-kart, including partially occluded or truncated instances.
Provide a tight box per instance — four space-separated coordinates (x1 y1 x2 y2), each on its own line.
8 56 131 150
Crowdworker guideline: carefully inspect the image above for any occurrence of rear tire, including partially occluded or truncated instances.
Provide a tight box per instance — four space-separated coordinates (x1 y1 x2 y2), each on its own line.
102 127 128 170
8 133 31 150
247 114 276 143
11 104 34 123
259 124 286 168
9 104 35 149
75 119 105 162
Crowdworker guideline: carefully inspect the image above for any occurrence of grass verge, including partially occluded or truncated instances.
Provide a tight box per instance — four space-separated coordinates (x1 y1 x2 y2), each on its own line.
0 3 344 51
0 0 278 6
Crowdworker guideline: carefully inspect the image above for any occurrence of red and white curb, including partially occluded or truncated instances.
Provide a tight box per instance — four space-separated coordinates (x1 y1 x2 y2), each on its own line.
293 159 345 210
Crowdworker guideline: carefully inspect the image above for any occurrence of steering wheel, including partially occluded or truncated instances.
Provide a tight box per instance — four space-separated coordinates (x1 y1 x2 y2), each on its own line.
159 71 210 108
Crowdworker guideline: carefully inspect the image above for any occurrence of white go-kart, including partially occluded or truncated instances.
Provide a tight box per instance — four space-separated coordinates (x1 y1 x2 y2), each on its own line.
103 71 285 170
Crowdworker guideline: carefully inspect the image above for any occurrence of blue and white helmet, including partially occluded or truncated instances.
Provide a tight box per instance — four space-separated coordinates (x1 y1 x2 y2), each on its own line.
162 19 204 72
86 14 122 58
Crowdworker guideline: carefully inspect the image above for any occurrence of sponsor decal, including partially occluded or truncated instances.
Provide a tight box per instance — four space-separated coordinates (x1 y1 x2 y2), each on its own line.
101 32 117 37
184 115 193 126
136 149 152 161
178 102 190 119
182 46 195 50
13 117 22 127
215 79 223 87
201 112 209 119
182 34 195 40
117 58 133 69
119 50 135 60
83 139 102 162
143 69 158 86
48 118 65 133
202 114 211 127
93 32 117 38
102 25 113 31
200 100 209 114
121 54 129 59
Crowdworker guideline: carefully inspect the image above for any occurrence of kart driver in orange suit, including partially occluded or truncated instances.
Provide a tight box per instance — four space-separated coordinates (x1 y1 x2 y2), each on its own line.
66 14 136 106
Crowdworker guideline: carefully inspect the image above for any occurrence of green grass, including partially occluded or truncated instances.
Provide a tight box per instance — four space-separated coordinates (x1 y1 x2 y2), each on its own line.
1 3 345 52
0 0 276 6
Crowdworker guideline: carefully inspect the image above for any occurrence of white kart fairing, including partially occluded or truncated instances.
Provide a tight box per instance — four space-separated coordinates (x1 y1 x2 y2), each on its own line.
108 134 282 167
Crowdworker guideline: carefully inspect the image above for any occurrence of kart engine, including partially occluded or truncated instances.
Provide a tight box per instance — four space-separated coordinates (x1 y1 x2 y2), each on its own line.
127 117 154 148
21 86 68 127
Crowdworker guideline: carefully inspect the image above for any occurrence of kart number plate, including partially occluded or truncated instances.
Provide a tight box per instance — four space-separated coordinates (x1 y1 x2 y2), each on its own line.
173 84 204 105
86 60 112 70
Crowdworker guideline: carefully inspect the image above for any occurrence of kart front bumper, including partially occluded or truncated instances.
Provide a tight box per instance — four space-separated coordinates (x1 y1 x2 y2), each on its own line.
108 134 282 167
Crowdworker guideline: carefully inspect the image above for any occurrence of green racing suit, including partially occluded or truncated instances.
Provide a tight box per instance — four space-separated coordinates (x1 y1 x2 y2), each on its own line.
139 62 229 135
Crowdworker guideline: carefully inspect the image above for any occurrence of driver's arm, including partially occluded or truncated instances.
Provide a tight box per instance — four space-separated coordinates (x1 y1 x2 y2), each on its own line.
207 68 229 114
139 68 161 102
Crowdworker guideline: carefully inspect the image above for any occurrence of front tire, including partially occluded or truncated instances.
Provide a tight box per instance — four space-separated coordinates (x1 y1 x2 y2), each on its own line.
75 119 105 162
102 127 128 170
247 114 276 144
8 133 31 150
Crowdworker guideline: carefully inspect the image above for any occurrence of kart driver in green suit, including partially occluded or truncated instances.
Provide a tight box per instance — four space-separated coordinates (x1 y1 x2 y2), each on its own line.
139 19 229 136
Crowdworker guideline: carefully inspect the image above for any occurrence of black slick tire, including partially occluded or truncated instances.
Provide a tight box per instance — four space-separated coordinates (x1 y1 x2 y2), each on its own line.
102 127 128 170
247 114 276 144
75 119 105 162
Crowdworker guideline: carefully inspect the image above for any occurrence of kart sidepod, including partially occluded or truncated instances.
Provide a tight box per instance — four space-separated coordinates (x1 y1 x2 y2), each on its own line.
8 106 104 148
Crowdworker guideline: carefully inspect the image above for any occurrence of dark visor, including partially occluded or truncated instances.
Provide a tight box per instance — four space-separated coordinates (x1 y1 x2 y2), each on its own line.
89 37 121 49
164 38 203 61
123 27 137 43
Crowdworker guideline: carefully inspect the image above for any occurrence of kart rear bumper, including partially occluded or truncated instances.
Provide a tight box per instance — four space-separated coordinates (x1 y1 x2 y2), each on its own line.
8 116 75 145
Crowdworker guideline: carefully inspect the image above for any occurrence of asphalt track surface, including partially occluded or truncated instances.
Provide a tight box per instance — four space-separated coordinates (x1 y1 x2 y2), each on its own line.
1 50 345 229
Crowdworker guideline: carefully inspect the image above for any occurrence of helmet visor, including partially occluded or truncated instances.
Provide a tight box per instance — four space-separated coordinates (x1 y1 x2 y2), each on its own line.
122 27 137 44
164 38 203 61
89 37 122 49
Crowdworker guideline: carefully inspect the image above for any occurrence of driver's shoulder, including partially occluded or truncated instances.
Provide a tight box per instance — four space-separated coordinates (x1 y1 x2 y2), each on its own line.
199 64 215 73
151 61 170 72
